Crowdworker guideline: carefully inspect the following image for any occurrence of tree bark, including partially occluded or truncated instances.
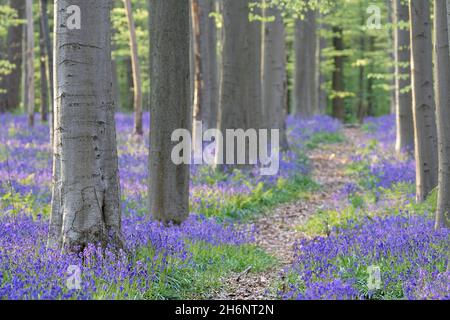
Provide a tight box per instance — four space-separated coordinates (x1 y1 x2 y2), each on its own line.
0 0 25 113
448 0 450 51
191 0 219 136
357 9 366 123
25 0 34 127
191 0 203 149
387 0 397 115
294 8 317 117
317 19 328 114
409 0 438 202
332 26 345 121
111 36 121 112
39 12 48 122
149 0 191 224
434 0 450 229
250 2 263 130
215 0 224 126
367 37 375 117
394 0 414 153
111 54 120 112
40 0 53 128
124 0 143 136
22 23 27 114
203 0 219 130
49 0 123 250
262 6 289 150
124 56 134 110
218 0 263 167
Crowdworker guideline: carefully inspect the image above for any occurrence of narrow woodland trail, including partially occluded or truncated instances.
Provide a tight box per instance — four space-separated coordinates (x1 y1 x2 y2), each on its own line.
210 127 366 300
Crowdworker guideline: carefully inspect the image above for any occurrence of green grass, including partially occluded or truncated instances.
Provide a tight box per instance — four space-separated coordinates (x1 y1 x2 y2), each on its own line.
172 243 277 299
0 188 50 218
194 175 319 222
298 183 438 237
93 242 277 300
190 131 344 223
305 132 345 150
296 206 362 236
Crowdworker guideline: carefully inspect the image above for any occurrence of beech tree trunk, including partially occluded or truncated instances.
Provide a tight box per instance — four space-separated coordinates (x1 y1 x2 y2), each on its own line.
149 0 191 224
40 0 53 128
434 0 450 229
22 23 27 114
111 54 120 112
294 8 317 117
367 37 375 117
215 0 224 128
49 0 123 250
317 20 328 113
357 10 366 123
0 0 25 113
124 56 134 110
262 6 289 150
124 0 143 136
394 0 414 153
39 13 48 122
191 0 218 137
25 0 34 127
409 0 438 202
448 0 450 49
203 0 219 130
387 0 397 115
111 39 121 112
218 0 262 167
250 2 263 129
332 26 345 120
191 0 203 148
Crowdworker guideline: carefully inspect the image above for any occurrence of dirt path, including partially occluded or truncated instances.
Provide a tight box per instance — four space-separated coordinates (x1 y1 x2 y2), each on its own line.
210 128 365 300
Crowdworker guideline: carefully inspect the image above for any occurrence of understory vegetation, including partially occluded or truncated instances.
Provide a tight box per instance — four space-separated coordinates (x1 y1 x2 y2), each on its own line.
1 113 448 300
280 115 449 300
0 113 341 299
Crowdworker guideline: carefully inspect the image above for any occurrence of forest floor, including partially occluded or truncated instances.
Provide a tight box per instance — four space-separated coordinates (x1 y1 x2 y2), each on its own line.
2 114 447 300
211 127 365 300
